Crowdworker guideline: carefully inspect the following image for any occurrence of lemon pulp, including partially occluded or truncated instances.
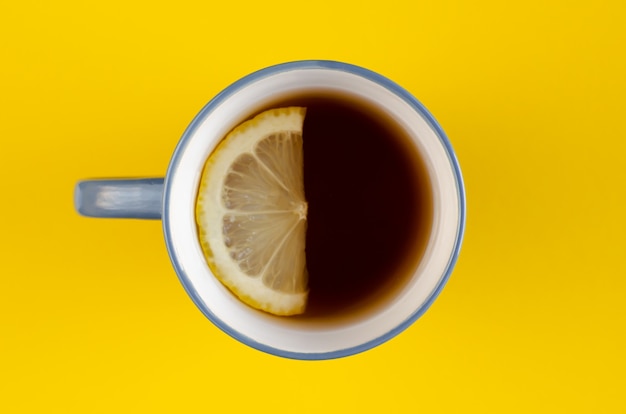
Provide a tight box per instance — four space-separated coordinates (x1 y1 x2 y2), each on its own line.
195 107 308 316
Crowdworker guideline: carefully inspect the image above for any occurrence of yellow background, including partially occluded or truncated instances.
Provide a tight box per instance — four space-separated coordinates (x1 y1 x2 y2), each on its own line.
2 0 625 412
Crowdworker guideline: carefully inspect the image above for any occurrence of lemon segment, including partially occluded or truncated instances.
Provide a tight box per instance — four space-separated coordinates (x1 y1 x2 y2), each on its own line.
195 107 308 316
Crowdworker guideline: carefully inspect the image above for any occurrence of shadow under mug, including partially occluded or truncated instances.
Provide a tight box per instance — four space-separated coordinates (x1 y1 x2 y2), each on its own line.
75 60 466 360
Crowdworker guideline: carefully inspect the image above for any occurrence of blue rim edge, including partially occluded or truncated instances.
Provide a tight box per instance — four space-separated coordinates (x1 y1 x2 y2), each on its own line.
162 60 467 360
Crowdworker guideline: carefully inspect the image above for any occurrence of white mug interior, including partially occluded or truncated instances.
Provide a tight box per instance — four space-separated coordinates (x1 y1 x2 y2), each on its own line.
163 62 463 359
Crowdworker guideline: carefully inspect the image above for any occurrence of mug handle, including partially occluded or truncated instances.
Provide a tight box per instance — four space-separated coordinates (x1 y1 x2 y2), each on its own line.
74 178 164 219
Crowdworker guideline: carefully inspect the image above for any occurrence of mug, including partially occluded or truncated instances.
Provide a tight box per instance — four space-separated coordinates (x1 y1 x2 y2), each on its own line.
74 60 466 359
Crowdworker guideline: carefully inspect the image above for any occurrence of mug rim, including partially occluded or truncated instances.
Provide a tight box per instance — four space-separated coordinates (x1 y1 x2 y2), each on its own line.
162 60 466 360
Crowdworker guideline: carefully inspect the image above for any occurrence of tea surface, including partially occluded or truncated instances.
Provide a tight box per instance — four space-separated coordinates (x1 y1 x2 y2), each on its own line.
265 93 434 318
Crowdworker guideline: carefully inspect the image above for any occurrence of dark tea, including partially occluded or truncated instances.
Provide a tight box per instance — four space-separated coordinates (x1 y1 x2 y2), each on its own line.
264 93 434 319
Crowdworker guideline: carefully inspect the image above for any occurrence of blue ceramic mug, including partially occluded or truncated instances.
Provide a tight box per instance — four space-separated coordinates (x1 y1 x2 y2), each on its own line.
75 61 465 359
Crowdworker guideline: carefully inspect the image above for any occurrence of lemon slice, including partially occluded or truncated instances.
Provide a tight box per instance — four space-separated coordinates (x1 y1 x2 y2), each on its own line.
195 107 308 316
